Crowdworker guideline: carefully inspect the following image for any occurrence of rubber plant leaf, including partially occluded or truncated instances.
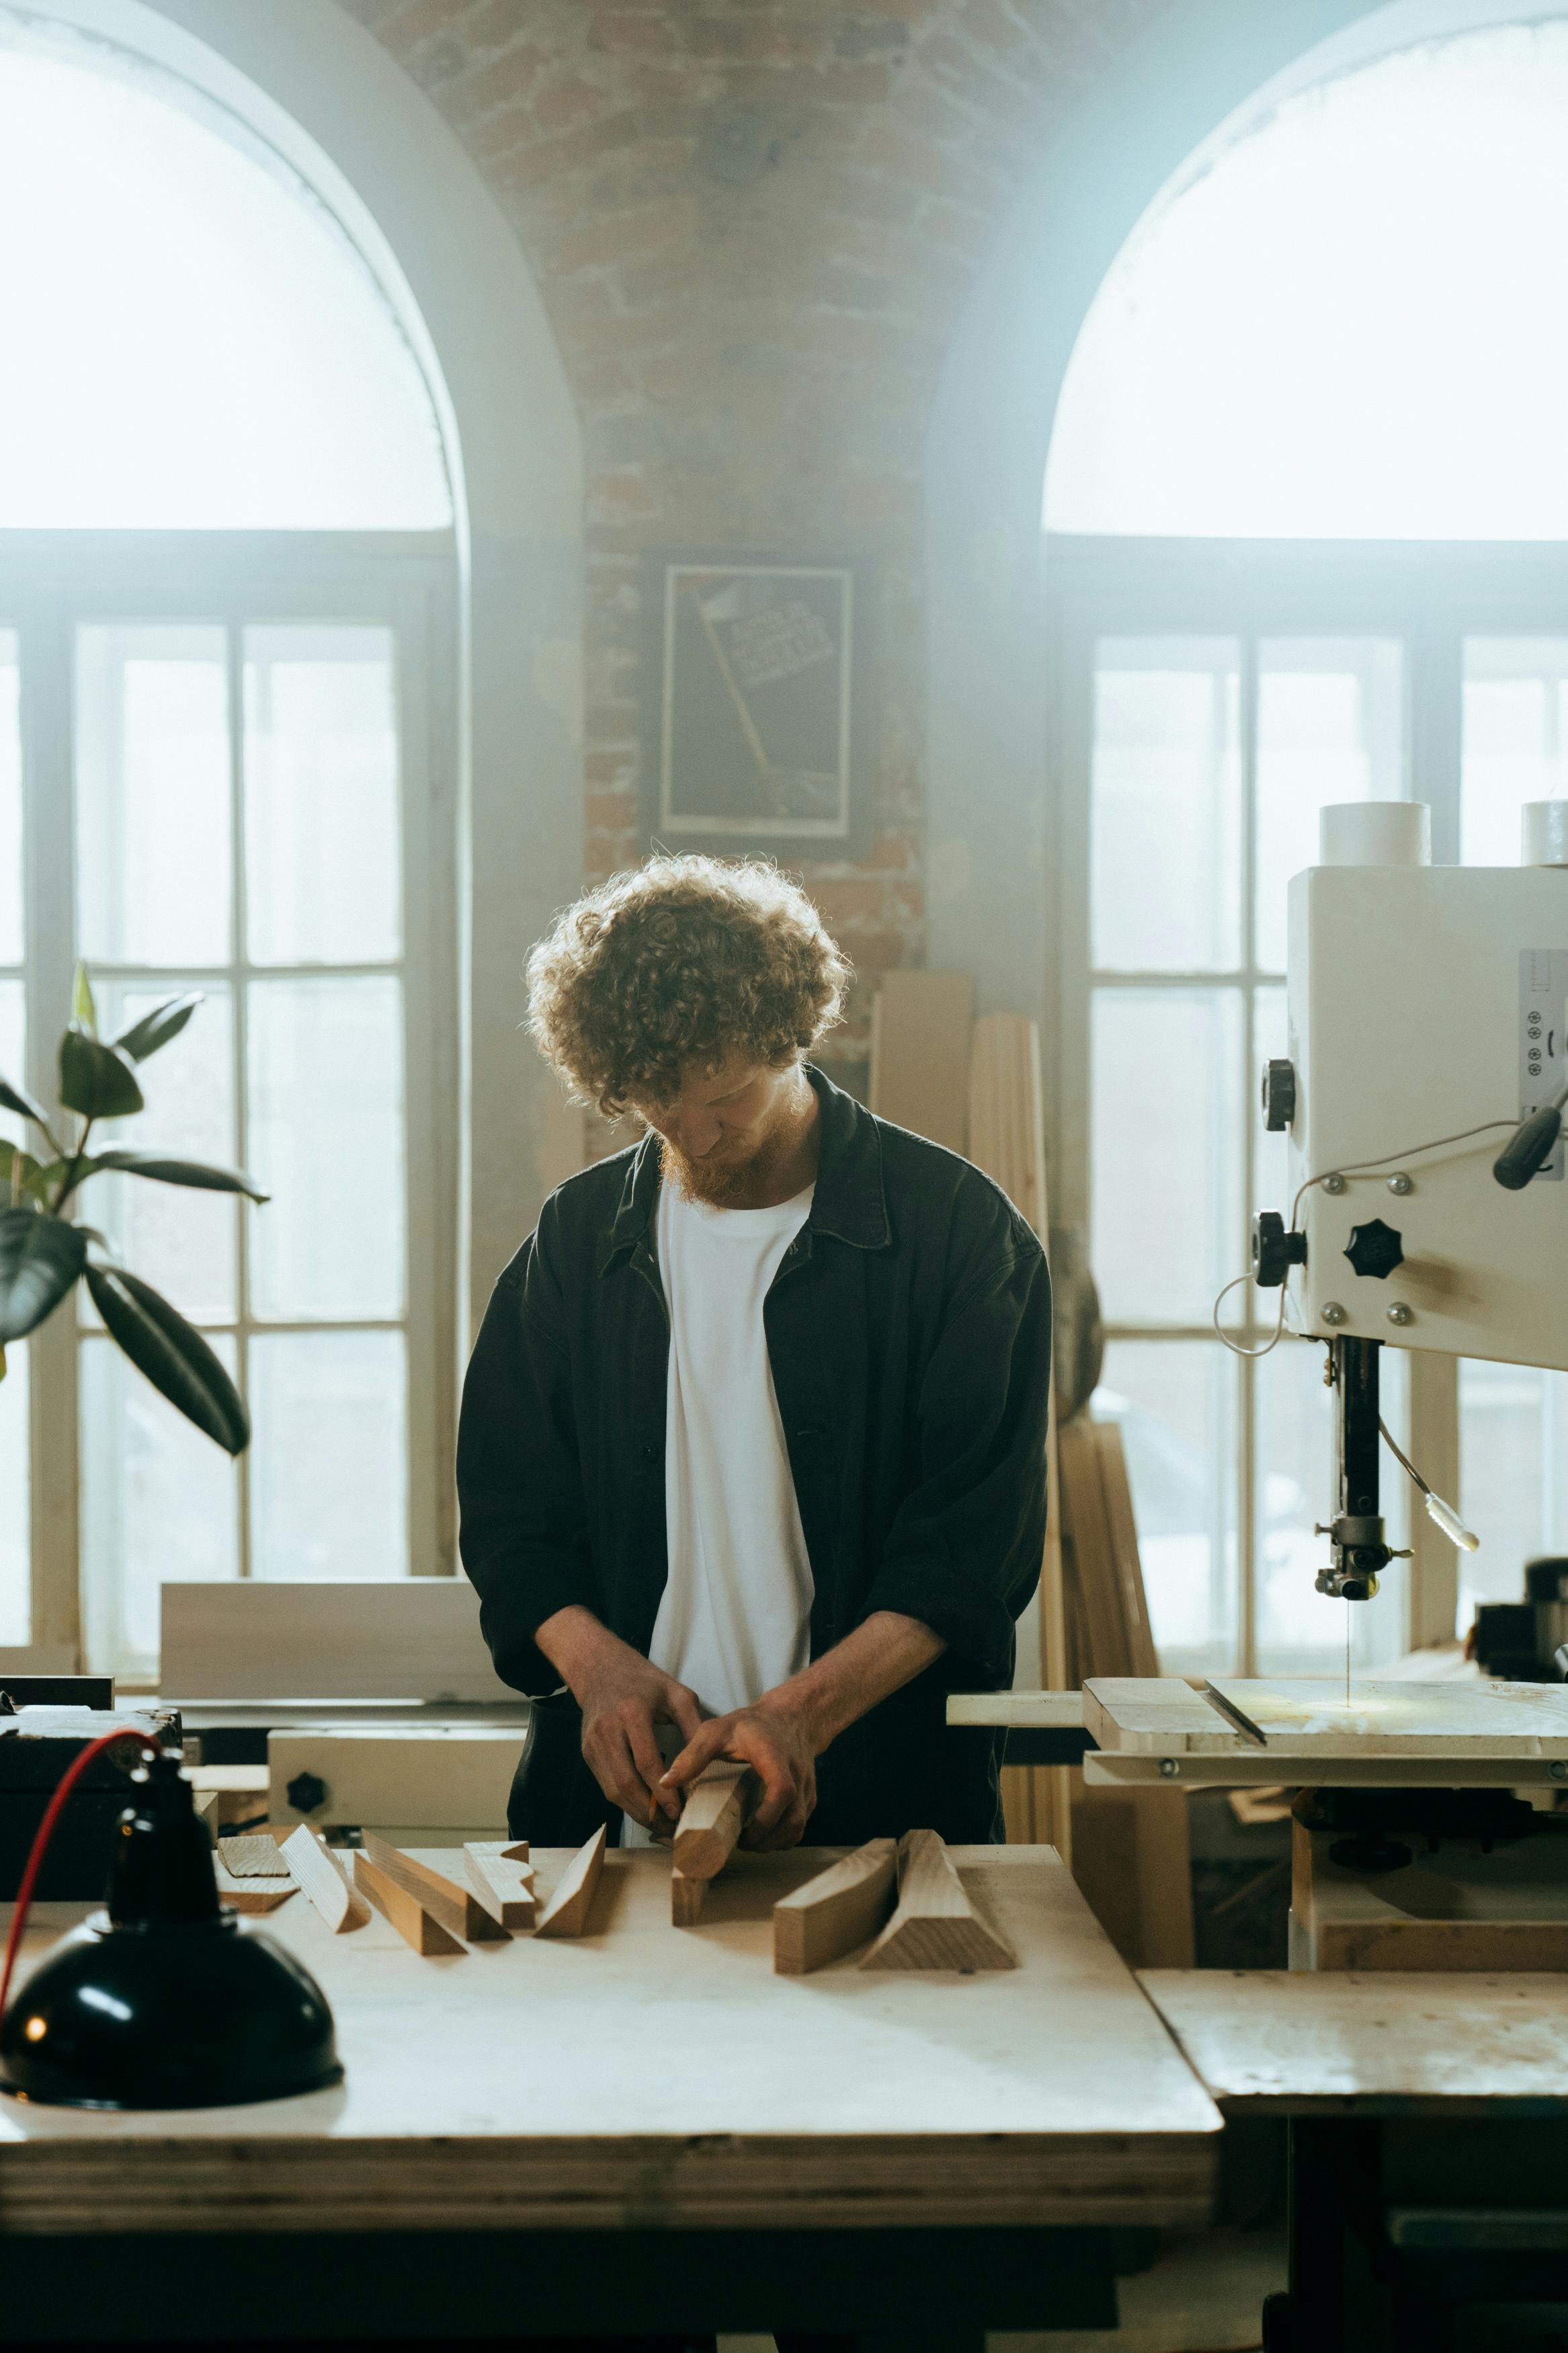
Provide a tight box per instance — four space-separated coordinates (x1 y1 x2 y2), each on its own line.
0 1076 52 1130
58 1027 144 1120
85 1263 249 1454
114 992 203 1064
85 1150 269 1203
0 1140 41 1195
72 963 97 1035
0 1209 87 1343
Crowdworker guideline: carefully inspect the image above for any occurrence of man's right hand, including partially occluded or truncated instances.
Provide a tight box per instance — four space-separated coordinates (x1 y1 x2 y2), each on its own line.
534 1605 704 1832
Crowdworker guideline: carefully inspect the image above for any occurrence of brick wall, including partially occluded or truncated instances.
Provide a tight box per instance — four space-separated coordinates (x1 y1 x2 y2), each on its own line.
339 0 1163 1088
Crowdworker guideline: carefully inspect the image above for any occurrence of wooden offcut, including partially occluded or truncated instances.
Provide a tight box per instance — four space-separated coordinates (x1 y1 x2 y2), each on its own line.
672 1763 758 1880
212 1858 296 1915
671 1867 707 1927
463 1842 536 1931
966 1012 1048 1238
354 1850 464 1956
774 1838 897 1974
220 1834 290 1878
868 970 975 1154
534 1825 607 1940
362 1831 507 1942
1059 1419 1157 1685
282 1825 370 1933
861 1831 1018 1972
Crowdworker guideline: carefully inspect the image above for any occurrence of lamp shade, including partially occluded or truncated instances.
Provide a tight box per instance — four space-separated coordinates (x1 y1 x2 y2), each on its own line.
0 1748 340 2110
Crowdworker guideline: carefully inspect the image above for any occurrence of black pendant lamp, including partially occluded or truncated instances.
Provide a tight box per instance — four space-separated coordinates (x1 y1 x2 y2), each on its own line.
0 1746 341 2110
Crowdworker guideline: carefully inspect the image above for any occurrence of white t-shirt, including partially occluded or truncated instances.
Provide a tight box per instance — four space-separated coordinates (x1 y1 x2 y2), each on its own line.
622 1176 816 1845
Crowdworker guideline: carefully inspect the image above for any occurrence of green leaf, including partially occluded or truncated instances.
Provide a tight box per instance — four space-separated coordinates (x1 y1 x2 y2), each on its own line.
58 1027 143 1120
0 1140 40 1194
0 1209 87 1343
72 963 97 1035
114 992 203 1064
85 1264 249 1455
81 1150 269 1203
0 1076 52 1131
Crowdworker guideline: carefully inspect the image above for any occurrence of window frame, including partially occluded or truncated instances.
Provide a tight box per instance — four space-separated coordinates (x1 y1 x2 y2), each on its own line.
1 528 460 1680
1046 532 1568 1669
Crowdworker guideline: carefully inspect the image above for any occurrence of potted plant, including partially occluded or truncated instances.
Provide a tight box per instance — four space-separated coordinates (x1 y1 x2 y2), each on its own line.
0 971 265 1453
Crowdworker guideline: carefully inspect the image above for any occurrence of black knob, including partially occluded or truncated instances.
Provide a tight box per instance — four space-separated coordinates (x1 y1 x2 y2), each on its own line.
286 1771 327 1815
1251 1209 1307 1288
1344 1218 1404 1280
1262 1059 1296 1132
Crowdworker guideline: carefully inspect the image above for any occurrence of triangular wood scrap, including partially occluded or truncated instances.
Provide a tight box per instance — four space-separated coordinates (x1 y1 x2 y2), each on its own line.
534 1825 607 1940
354 1850 464 1956
672 1762 758 1880
860 1830 1017 1972
220 1833 290 1878
361 1831 507 1943
282 1824 370 1932
212 1857 296 1915
774 1838 897 1975
463 1842 536 1930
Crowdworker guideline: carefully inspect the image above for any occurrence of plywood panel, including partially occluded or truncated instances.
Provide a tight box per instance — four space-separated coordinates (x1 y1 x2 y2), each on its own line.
161 1581 513 1703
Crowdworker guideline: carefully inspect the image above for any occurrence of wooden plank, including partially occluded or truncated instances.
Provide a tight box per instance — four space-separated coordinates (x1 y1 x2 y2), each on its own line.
1205 1677 1568 1757
1069 1782 1194 1970
948 1691 1085 1728
362 1831 507 1942
188 1763 270 1829
1084 1679 1237 1756
774 1838 897 1974
966 1012 1046 1237
671 1867 706 1927
1094 1421 1157 1679
1142 1966 1568 2114
218 1833 289 1878
672 1763 758 1880
1296 1819 1568 1972
269 1727 520 1833
354 1850 464 1956
161 1579 514 1702
868 970 974 1154
862 1831 1018 1972
1059 1421 1132 1681
534 1825 607 1940
212 1859 296 1915
463 1843 536 1931
282 1825 370 1933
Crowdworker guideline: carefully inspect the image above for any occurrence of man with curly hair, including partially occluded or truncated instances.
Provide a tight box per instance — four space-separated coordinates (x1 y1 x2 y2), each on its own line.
458 854 1050 1852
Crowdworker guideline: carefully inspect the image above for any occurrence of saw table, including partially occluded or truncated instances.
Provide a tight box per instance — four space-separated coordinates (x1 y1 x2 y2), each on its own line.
0 1842 1219 2346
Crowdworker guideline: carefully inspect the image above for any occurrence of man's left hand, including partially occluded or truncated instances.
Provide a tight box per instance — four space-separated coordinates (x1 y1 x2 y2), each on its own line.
660 1696 819 1851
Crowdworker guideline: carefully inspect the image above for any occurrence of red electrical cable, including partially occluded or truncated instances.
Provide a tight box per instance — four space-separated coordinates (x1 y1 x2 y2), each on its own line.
0 1730 153 2026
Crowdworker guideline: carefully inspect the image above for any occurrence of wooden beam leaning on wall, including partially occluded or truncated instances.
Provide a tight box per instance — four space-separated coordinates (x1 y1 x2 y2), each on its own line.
868 971 975 1153
354 1850 465 1956
282 1824 370 1933
861 1831 1017 1972
534 1825 608 1940
774 1838 897 1974
361 1831 509 1944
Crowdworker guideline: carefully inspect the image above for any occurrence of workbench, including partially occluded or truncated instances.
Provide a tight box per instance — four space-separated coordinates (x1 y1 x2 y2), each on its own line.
1144 1969 1568 2350
0 1843 1219 2345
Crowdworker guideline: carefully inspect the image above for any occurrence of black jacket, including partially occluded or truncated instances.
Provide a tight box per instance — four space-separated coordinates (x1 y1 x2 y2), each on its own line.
457 1068 1050 1847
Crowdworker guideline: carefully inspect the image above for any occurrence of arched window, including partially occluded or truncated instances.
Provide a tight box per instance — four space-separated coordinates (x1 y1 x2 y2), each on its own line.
0 20 459 1680
1048 13 1568 1681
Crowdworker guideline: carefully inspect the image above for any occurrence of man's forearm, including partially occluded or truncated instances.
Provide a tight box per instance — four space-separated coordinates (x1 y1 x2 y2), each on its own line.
534 1601 624 1691
766 1609 945 1751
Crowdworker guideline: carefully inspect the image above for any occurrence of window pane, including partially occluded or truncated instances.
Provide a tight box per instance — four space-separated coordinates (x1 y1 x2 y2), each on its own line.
244 626 401 965
80 1331 239 1680
0 1339 28 1645
249 1330 407 1580
76 626 231 966
1091 639 1241 971
1091 988 1242 1323
81 982 237 1327
1458 1359 1568 1630
1462 638 1568 865
1255 1339 1409 1676
0 630 21 966
248 977 405 1321
1255 640 1405 972
1095 1343 1238 1675
0 976 23 1151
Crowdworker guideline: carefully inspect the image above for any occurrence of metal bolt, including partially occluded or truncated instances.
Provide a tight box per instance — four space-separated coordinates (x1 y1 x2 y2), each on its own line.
1387 1302 1415 1327
286 1770 328 1814
1322 1301 1348 1326
1158 1757 1180 1778
1551 1761 1568 1784
1323 1172 1348 1196
1387 1172 1413 1197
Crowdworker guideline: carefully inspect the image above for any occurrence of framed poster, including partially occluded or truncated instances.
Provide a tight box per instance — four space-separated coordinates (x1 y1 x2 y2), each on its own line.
641 554 869 854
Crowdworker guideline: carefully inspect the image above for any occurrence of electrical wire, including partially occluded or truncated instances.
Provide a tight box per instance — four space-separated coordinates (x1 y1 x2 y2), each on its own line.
0 1728 152 2024
1212 1272 1290 1357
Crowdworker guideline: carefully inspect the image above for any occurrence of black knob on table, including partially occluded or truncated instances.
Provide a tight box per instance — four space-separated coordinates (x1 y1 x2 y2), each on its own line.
286 1771 328 1815
1344 1217 1405 1279
1251 1209 1307 1287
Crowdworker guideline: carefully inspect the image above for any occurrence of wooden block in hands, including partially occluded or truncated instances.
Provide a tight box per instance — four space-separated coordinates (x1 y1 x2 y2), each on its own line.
534 1825 608 1940
361 1831 507 1943
672 1763 759 1880
463 1842 537 1930
774 1838 898 1975
354 1850 464 1956
282 1824 370 1933
860 1830 1018 1972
